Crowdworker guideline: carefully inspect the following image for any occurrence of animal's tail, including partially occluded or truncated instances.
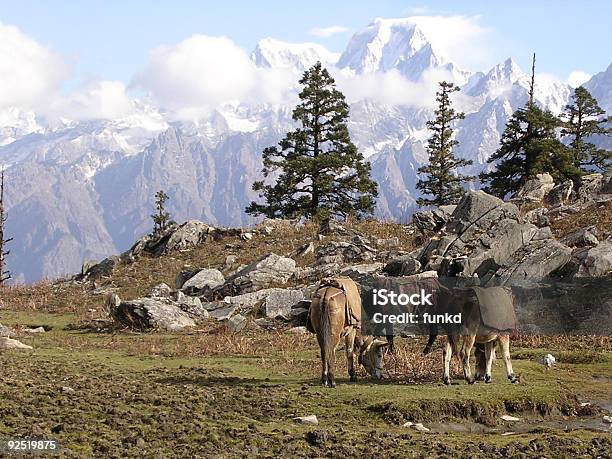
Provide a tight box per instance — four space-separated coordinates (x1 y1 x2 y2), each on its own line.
319 287 336 364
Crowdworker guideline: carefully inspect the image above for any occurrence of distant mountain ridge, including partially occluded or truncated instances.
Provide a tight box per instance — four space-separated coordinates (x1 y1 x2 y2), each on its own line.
0 17 610 282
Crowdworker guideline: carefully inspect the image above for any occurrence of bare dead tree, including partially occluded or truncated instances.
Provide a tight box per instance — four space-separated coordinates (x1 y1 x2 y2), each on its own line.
0 168 12 284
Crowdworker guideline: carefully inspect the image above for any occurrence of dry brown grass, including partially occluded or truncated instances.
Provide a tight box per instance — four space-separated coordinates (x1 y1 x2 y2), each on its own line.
550 200 612 240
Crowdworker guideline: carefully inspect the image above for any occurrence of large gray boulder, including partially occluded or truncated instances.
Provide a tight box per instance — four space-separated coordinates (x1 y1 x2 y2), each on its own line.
488 239 573 286
0 323 16 338
576 241 612 277
220 253 296 295
110 296 196 331
164 220 212 252
516 173 555 202
446 191 520 235
180 268 225 291
263 289 305 319
82 255 119 280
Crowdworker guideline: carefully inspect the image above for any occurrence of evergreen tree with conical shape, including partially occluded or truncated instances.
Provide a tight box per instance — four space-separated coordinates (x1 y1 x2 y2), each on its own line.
560 86 611 172
416 81 473 207
246 62 377 220
0 168 12 284
151 190 173 234
480 54 581 197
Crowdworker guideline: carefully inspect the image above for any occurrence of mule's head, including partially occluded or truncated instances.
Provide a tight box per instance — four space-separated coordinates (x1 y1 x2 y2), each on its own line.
358 337 389 380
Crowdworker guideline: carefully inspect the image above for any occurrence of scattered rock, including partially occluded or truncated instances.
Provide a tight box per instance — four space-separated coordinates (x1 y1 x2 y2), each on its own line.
263 289 305 319
0 323 16 338
560 228 599 248
148 283 173 298
293 415 318 425
413 205 456 232
82 255 119 280
524 207 550 227
209 304 239 321
383 256 421 277
576 241 612 277
294 242 315 257
517 173 554 202
603 416 612 424
340 263 384 281
228 314 247 332
546 180 573 207
501 415 520 422
164 220 212 253
60 386 75 393
539 354 556 368
224 255 238 270
181 269 225 291
315 238 377 264
376 237 400 249
110 297 196 331
220 253 296 295
241 232 254 241
0 337 33 350
412 423 430 432
24 326 46 334
288 326 308 334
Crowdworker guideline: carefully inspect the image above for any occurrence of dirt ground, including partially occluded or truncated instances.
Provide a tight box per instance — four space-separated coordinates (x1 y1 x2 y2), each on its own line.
0 310 611 458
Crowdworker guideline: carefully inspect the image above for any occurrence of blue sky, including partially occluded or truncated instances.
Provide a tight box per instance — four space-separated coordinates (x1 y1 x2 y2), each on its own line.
0 0 610 88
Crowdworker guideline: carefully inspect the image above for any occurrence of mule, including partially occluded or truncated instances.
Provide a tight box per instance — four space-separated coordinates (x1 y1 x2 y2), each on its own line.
426 285 519 385
308 277 388 387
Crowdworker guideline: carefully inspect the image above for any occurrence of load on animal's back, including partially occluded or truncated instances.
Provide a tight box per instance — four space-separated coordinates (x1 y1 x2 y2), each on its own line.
308 276 388 387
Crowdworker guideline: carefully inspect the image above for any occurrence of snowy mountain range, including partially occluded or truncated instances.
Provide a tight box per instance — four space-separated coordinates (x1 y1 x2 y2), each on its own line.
1 18 611 283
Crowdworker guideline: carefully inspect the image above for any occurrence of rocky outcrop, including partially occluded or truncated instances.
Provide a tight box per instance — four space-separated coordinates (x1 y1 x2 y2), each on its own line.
109 295 196 331
178 268 225 292
516 173 554 202
576 241 612 277
219 253 296 296
315 236 377 265
412 205 456 232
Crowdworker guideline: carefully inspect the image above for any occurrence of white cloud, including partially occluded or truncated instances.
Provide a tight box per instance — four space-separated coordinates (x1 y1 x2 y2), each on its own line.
310 25 350 38
334 67 456 109
0 22 68 110
49 80 134 120
134 35 295 119
567 70 592 87
404 15 490 69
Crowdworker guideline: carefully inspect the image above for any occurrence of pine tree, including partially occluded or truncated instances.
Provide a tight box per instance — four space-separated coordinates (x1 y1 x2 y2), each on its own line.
480 54 581 197
560 86 611 172
0 168 13 284
151 190 173 234
246 62 377 220
416 81 473 207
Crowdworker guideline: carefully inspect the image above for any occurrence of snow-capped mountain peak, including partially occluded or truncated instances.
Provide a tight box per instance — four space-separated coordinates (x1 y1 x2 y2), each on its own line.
251 37 340 71
336 17 471 85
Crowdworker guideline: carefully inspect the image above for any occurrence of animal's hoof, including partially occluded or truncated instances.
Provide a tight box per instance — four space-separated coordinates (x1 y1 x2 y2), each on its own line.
475 374 485 381
349 376 357 383
508 374 519 384
329 381 336 388
443 377 451 385
485 375 492 384
467 378 476 385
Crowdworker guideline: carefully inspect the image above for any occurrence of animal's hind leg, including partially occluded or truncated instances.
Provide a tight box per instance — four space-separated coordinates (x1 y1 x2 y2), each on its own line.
484 342 494 383
499 335 518 383
442 337 453 385
345 329 357 382
460 335 476 384
318 338 329 387
327 346 336 388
